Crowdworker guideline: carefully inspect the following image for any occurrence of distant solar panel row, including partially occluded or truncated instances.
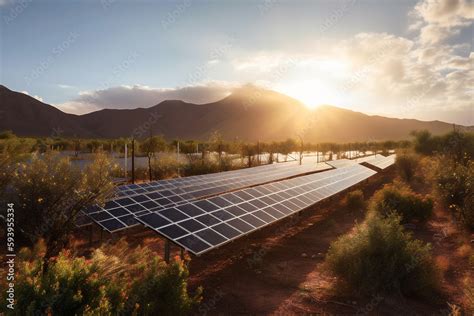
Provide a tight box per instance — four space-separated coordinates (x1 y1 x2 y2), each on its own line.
81 162 332 232
115 161 296 197
137 164 376 255
363 154 396 170
325 159 357 169
78 162 298 228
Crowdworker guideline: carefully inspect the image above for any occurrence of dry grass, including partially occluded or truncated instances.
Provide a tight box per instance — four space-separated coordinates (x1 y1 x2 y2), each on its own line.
435 255 450 277
456 244 472 259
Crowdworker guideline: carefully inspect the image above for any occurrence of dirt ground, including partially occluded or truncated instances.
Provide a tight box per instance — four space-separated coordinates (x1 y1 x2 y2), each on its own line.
72 167 472 315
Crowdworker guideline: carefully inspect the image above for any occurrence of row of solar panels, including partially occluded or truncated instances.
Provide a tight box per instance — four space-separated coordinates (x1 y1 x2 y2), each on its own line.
78 155 396 255
116 160 304 197
137 164 377 255
325 159 357 169
362 154 396 170
78 161 332 232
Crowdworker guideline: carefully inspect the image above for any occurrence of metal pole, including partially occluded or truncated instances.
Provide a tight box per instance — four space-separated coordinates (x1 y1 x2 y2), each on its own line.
124 143 128 180
131 139 135 184
177 141 180 177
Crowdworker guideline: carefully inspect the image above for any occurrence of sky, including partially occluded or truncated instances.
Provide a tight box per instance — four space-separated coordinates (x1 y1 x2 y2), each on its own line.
1 0 473 125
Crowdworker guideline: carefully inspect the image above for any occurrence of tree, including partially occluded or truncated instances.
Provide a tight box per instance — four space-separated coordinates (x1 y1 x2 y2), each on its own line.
0 152 115 269
411 130 438 155
297 135 304 165
241 143 256 167
140 136 167 181
279 138 297 161
209 131 227 166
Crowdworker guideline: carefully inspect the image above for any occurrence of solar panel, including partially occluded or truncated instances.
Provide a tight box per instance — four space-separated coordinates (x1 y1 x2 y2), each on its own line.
81 162 333 232
137 164 376 255
325 159 357 169
361 154 396 170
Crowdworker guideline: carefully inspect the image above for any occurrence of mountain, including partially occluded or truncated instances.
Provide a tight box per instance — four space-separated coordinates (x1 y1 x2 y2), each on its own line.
0 84 470 142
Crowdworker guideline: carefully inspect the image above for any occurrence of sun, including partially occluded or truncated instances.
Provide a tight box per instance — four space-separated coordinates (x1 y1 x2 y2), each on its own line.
274 59 351 109
277 79 349 109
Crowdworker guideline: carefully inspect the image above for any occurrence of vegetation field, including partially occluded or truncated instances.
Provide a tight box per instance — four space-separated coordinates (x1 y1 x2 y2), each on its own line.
0 130 473 315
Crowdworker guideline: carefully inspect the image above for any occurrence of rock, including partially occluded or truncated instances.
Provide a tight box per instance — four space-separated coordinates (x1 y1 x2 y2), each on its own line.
301 253 308 258
311 254 316 259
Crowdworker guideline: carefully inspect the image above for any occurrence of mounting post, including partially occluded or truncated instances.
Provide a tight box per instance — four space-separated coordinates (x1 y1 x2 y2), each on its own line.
131 138 135 184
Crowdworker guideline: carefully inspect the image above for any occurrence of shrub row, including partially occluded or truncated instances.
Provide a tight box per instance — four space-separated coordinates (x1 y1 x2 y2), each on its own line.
1 240 201 316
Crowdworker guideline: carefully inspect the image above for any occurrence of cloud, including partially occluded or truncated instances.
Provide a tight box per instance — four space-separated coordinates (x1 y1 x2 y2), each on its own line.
58 84 75 89
411 0 474 44
55 82 236 114
413 0 473 27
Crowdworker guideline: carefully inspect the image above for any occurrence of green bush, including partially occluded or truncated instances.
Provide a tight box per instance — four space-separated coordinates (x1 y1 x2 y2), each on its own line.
0 152 115 261
395 153 419 182
325 214 438 297
345 190 365 213
434 160 474 228
369 183 433 223
1 240 201 315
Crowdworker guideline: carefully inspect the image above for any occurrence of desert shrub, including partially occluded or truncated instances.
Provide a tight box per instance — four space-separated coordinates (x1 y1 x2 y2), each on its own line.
127 258 199 315
0 153 113 257
325 214 438 297
345 190 365 212
395 153 419 182
1 240 201 315
369 183 433 223
411 130 474 165
0 152 115 261
434 160 474 228
151 154 181 179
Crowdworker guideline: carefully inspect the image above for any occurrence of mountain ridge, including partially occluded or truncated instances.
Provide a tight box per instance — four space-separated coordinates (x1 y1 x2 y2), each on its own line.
0 85 471 142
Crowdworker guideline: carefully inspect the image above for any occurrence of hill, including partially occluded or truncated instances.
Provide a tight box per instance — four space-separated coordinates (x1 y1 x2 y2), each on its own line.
0 84 470 142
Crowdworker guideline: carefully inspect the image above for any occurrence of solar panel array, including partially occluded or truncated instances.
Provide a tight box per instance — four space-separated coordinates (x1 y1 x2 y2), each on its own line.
363 154 396 170
136 164 377 255
81 162 332 232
